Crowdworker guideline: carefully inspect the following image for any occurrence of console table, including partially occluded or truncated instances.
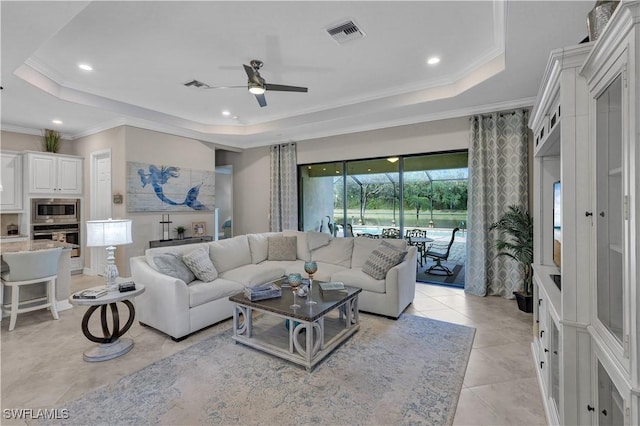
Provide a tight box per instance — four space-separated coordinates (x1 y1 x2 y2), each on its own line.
148 235 213 248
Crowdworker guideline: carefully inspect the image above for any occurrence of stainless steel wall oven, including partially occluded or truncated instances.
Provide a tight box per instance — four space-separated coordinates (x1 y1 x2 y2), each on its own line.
30 198 81 258
31 198 80 224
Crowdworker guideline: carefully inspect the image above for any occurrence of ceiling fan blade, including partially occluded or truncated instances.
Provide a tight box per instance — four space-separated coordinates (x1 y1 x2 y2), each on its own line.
243 64 263 85
264 83 308 93
255 93 267 107
201 85 247 90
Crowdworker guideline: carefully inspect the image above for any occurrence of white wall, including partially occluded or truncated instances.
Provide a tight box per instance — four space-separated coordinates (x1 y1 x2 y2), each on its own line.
220 116 470 235
1 130 76 155
74 126 126 273
123 126 216 274
216 147 270 236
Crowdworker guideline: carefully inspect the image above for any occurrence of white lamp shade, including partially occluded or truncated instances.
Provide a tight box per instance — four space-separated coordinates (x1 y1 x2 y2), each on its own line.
86 219 132 247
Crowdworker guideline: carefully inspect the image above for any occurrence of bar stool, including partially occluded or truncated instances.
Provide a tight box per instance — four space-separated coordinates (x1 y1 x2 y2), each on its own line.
1 247 62 331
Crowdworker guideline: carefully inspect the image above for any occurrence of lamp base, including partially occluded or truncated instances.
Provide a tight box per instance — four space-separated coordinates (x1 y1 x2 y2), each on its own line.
104 246 120 292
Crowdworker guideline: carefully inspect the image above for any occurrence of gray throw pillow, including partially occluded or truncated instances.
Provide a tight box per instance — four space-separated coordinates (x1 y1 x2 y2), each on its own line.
267 236 297 261
362 240 408 280
152 252 196 284
182 247 219 282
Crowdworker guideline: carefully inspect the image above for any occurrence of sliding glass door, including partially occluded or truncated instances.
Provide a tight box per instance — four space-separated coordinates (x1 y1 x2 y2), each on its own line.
298 151 468 287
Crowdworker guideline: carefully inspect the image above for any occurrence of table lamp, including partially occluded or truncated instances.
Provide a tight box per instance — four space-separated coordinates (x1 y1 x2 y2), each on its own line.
86 219 132 291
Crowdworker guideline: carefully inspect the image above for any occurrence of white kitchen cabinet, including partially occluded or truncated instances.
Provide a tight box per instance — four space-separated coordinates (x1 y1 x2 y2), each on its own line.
0 152 23 212
26 152 83 196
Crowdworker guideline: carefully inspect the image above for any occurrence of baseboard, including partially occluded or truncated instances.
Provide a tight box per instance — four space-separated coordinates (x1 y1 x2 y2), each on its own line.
56 299 73 312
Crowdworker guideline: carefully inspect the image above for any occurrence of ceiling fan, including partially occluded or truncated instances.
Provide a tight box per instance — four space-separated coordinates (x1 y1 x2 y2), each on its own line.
184 59 308 107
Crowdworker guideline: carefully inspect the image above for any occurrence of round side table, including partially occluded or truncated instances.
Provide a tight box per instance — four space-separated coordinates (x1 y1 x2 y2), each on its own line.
69 284 145 362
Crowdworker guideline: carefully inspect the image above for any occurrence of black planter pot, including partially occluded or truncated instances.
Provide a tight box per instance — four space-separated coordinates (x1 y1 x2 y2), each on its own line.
514 292 533 313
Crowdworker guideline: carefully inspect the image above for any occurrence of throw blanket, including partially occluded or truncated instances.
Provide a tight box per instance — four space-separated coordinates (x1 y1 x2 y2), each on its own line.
307 231 331 251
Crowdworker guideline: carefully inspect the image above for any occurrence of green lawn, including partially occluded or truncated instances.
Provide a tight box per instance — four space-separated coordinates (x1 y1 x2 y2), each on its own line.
334 208 467 228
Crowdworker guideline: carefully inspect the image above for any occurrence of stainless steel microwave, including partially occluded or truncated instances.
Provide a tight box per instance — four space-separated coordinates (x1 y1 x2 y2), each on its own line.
31 198 80 224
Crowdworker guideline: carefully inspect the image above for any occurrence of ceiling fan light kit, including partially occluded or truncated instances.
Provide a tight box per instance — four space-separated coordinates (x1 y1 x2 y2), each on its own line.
186 59 307 108
248 84 266 95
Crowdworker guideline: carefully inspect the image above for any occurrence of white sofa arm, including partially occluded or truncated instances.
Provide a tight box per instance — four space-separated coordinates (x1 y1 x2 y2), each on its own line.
130 256 191 339
383 245 417 316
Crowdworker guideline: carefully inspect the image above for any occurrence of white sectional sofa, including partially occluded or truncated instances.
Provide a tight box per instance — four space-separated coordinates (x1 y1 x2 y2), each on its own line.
130 230 417 340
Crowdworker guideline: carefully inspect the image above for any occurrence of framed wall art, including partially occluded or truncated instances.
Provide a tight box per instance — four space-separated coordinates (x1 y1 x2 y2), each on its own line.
127 162 215 212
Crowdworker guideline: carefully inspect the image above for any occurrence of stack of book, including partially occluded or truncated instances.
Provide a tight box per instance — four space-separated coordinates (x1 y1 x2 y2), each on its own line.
73 288 108 299
244 283 281 301
319 281 347 295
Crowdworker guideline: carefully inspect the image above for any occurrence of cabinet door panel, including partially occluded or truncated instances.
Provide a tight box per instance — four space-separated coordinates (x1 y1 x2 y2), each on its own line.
30 155 56 193
595 73 624 345
0 153 22 210
57 157 82 194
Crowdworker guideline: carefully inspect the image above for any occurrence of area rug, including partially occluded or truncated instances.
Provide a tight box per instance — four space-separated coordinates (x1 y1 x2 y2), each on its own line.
50 314 475 426
417 262 465 286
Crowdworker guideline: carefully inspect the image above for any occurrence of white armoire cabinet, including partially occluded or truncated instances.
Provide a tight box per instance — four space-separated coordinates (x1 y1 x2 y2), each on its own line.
529 42 593 426
580 1 639 425
531 2 639 425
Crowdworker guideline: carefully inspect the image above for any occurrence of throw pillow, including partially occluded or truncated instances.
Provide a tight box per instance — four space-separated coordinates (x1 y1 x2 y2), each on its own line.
182 247 219 282
267 236 297 261
152 252 196 284
362 240 408 280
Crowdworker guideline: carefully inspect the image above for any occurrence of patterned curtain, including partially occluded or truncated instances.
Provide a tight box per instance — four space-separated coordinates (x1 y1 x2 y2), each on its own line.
465 110 529 297
270 143 298 231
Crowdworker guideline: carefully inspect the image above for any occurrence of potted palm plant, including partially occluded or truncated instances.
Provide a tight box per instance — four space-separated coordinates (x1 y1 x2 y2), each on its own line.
489 205 534 313
43 129 61 153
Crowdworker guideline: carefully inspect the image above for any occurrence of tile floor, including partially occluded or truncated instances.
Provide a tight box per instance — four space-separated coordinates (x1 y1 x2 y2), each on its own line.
0 274 546 425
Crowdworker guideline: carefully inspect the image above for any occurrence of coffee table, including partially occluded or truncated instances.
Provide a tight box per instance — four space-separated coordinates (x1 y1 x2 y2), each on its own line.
229 279 361 370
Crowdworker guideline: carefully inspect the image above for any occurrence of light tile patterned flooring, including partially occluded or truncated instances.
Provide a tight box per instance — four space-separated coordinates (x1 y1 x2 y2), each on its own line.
0 274 546 425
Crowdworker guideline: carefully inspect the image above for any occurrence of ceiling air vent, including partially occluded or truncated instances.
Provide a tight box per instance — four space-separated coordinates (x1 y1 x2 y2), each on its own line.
326 19 365 44
183 79 208 88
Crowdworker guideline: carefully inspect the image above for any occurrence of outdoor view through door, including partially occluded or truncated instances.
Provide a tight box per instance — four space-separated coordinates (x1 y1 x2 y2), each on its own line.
299 151 468 287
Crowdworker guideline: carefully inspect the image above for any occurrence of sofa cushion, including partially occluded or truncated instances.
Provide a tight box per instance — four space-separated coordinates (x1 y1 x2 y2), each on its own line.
311 238 354 268
151 252 195 284
332 268 386 294
183 247 219 282
305 262 348 282
352 237 407 268
283 229 310 261
145 243 209 272
267 236 297 261
247 232 281 264
188 278 244 308
219 264 286 286
208 235 252 273
362 240 407 280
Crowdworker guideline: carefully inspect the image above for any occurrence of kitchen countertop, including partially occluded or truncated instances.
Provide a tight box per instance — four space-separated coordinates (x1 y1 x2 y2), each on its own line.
0 239 78 254
0 234 29 241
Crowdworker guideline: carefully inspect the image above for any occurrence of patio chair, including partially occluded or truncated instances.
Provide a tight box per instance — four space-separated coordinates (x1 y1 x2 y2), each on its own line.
406 229 428 267
381 228 401 239
346 224 354 237
358 233 380 239
424 227 460 276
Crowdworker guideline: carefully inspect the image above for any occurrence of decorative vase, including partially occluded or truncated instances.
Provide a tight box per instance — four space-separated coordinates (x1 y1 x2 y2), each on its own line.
587 1 619 41
304 261 318 305
287 273 302 287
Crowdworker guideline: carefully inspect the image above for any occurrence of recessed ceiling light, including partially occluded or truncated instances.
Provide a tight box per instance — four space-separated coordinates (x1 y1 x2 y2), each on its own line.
387 157 399 163
78 63 93 71
427 57 440 65
222 110 231 116
52 119 63 125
